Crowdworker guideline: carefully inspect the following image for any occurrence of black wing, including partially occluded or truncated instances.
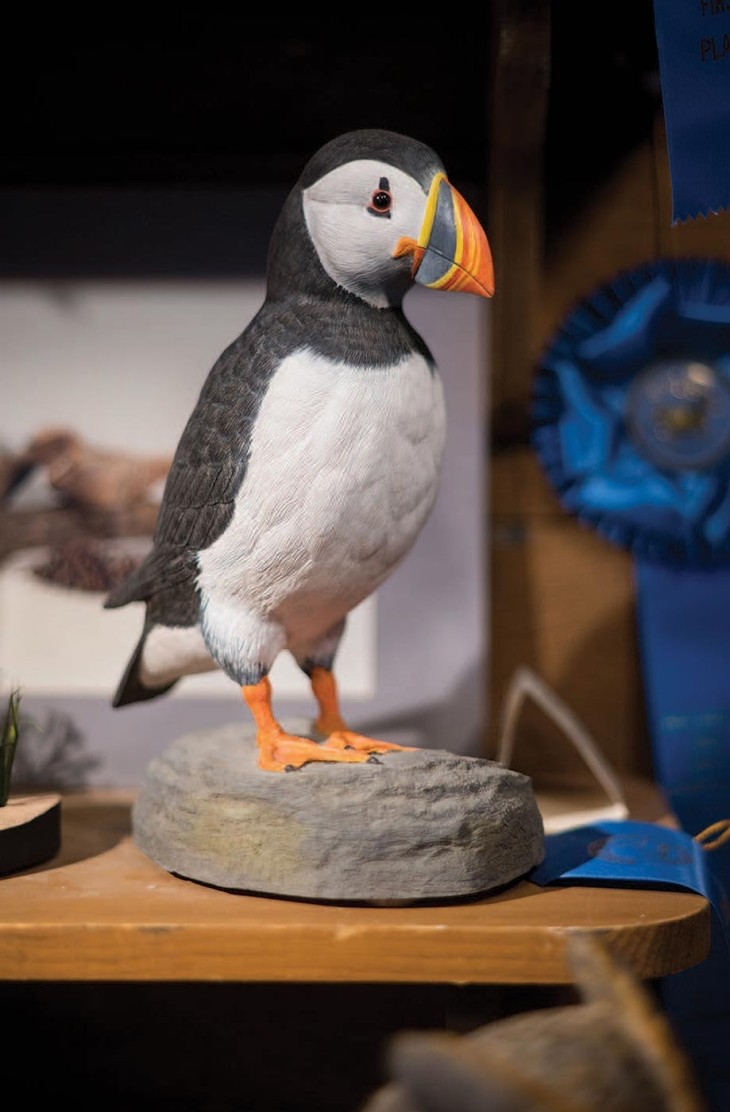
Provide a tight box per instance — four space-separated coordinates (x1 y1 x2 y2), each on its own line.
104 307 278 626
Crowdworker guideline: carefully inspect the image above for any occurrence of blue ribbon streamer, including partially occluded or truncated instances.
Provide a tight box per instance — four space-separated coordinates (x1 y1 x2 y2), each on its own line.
653 0 730 223
530 819 729 949
636 559 730 836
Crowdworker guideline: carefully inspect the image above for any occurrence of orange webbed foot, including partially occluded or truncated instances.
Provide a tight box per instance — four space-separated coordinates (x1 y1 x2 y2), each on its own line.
256 729 375 772
309 665 418 759
323 730 417 755
244 671 417 773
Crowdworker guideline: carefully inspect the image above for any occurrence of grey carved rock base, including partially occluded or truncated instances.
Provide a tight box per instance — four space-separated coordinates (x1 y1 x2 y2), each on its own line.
132 723 545 904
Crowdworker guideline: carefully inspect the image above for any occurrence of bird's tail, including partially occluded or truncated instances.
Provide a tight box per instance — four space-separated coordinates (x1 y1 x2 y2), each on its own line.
112 630 178 708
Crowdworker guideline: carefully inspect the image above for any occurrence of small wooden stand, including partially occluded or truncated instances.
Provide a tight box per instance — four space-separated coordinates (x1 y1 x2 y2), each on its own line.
0 793 61 875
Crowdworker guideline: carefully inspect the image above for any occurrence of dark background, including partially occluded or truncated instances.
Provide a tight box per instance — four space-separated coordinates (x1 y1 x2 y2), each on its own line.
1 6 662 275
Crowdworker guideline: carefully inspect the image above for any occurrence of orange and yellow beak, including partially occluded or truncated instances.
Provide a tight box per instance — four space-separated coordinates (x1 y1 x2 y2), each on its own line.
394 172 494 299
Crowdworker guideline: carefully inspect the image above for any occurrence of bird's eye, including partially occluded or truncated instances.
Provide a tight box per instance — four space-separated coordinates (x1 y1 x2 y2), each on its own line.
368 189 392 217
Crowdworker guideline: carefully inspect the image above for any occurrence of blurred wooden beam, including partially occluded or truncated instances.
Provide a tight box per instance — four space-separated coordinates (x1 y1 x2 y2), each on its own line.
487 0 551 442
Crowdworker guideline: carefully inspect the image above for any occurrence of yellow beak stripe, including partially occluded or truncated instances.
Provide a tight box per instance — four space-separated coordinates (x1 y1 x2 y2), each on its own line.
417 171 448 251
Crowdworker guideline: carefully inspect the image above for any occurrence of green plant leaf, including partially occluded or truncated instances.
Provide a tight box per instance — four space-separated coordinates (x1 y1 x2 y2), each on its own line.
0 688 22 807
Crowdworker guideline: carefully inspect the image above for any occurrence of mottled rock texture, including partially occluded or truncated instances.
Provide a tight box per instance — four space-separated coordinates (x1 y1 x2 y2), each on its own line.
133 723 544 903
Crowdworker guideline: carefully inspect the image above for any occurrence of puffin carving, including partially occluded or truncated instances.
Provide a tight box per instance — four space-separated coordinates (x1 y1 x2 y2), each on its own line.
106 129 494 772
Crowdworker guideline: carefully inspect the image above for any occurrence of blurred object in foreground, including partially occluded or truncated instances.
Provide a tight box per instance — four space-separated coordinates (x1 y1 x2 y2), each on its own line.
361 933 704 1112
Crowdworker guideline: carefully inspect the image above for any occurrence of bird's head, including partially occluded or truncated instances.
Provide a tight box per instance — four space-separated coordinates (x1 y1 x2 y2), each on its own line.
267 129 494 310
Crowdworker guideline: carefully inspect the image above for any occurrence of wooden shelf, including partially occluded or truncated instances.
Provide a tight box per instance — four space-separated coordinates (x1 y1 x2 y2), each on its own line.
0 787 710 985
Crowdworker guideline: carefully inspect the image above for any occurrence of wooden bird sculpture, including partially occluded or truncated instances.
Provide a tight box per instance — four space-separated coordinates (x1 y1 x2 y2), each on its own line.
105 128 494 772
5 427 171 513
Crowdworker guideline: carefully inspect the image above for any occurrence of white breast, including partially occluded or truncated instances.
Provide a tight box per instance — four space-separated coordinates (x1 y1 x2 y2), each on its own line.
197 347 446 646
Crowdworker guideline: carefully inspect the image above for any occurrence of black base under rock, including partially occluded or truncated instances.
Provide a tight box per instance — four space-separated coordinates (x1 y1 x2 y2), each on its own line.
0 794 61 875
132 724 545 903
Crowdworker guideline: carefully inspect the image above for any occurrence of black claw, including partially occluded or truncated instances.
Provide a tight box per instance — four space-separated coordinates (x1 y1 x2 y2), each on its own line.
285 764 297 772
367 755 383 765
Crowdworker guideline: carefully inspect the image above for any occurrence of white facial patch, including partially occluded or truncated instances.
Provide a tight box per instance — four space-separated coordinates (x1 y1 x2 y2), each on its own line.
302 160 428 308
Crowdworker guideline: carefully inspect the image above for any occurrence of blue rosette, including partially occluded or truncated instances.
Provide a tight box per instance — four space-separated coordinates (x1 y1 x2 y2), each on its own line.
531 257 730 568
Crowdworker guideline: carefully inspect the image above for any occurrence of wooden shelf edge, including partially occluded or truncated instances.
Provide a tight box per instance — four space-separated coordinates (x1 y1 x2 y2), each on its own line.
0 788 711 985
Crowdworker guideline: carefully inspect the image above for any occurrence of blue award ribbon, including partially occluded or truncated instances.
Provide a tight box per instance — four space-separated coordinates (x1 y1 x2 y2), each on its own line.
532 258 730 1110
530 820 729 950
636 559 730 836
653 0 730 223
